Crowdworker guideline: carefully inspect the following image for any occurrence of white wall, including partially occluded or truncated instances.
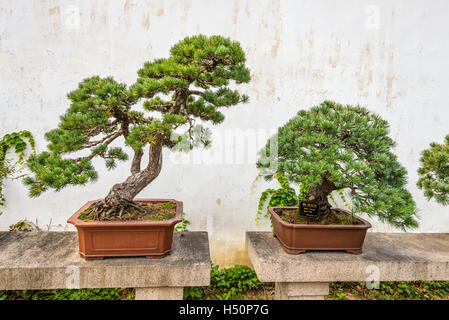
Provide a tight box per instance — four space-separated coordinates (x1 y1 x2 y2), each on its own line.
1 0 448 267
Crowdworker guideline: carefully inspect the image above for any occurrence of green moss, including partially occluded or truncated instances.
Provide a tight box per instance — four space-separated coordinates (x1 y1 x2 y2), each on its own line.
78 208 93 221
277 208 361 225
151 212 175 221
78 201 176 222
160 202 174 209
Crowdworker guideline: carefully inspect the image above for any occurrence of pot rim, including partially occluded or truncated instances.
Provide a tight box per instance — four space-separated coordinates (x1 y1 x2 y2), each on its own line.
268 206 372 229
67 198 183 227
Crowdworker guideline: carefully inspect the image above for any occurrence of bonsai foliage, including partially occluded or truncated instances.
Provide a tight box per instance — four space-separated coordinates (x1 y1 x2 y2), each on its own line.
417 134 449 205
0 130 35 214
257 101 418 230
25 35 250 219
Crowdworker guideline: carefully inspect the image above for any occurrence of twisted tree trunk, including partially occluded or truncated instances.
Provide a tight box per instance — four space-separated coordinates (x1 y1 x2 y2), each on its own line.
305 178 336 216
89 90 189 220
90 141 163 219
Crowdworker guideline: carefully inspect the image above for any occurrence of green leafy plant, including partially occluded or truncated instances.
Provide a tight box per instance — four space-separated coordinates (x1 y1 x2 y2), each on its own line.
174 213 191 232
0 288 134 300
184 264 269 300
160 202 174 209
9 219 37 232
257 101 418 230
417 134 449 205
329 281 449 300
255 173 302 223
1 266 447 300
24 35 250 220
0 130 35 214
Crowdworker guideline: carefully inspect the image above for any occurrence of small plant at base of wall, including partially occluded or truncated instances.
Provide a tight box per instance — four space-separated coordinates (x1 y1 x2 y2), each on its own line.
184 264 272 300
0 288 134 300
329 281 449 300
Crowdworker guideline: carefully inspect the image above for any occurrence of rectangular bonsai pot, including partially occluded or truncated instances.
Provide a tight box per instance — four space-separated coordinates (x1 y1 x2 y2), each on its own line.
269 206 371 255
67 198 182 260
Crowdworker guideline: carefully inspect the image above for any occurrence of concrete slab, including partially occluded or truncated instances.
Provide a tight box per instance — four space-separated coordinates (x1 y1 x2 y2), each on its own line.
246 232 449 282
0 232 211 291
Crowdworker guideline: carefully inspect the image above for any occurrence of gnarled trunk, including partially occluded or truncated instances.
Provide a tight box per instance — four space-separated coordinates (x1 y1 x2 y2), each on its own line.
91 142 163 219
305 178 336 216
106 141 162 205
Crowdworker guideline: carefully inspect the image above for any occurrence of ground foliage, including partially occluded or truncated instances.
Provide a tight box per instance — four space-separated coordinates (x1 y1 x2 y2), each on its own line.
1 265 447 301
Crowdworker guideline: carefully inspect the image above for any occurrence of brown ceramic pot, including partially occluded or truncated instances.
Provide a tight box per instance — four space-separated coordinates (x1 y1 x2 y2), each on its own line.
67 198 182 260
269 206 371 255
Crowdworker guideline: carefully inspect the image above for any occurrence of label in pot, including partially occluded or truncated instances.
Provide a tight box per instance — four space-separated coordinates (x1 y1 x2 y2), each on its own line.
299 201 319 217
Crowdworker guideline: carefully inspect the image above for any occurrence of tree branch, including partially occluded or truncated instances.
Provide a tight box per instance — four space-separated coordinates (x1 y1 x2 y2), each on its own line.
74 129 123 162
143 140 163 179
188 90 204 96
131 149 143 174
81 131 121 149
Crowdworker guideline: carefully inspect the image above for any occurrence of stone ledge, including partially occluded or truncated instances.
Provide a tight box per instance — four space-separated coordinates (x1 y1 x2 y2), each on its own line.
246 232 449 283
0 232 211 290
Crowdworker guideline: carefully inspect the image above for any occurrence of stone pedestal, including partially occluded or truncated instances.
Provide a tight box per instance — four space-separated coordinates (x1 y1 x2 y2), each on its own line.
135 287 184 300
274 282 329 300
246 232 449 300
0 232 211 300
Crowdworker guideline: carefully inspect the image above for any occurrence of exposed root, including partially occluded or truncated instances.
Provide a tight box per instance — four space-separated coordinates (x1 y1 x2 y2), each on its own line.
85 199 146 221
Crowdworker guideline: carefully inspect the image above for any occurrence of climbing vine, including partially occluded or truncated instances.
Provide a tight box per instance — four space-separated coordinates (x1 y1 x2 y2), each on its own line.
0 130 35 214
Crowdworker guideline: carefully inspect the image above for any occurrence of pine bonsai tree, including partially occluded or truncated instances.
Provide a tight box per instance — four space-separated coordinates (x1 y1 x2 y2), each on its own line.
24 35 250 220
417 135 449 205
257 101 418 230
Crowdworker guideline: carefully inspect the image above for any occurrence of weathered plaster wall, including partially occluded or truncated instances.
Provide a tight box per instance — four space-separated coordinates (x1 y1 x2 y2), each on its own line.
1 0 448 267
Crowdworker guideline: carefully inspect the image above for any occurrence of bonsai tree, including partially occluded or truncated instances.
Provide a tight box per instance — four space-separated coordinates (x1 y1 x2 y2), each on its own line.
417 134 449 205
24 35 250 219
0 130 35 214
257 101 418 230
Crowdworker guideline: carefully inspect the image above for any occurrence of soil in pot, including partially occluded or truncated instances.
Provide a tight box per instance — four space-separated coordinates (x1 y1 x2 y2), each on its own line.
276 207 363 226
78 200 176 222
